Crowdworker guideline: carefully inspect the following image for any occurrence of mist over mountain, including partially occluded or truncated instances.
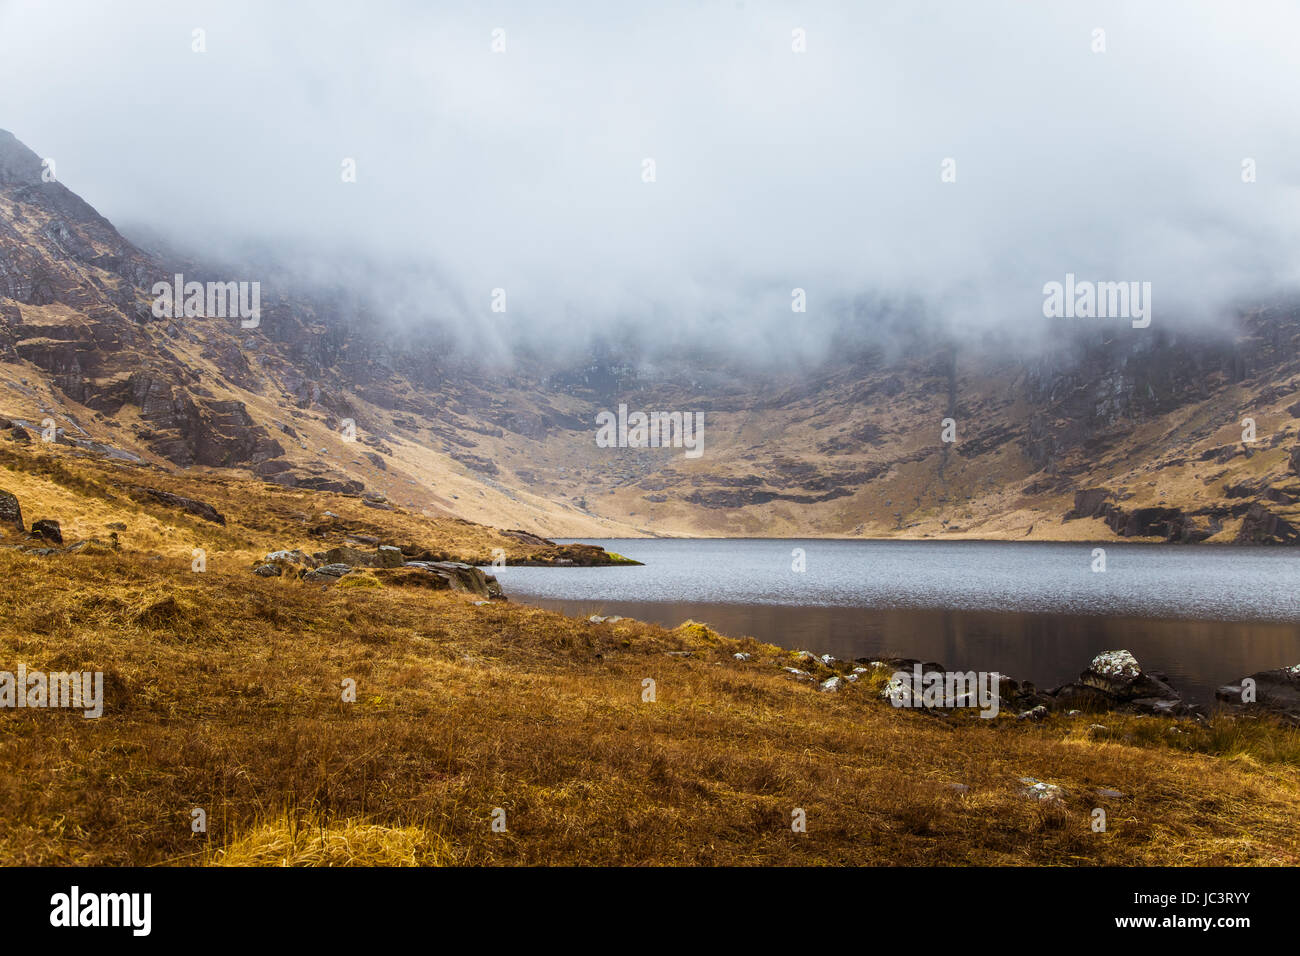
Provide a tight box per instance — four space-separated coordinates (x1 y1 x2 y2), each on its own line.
4 0 1300 367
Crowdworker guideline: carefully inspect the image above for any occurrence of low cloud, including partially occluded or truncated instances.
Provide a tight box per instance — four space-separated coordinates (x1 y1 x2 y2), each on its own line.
3 0 1298 366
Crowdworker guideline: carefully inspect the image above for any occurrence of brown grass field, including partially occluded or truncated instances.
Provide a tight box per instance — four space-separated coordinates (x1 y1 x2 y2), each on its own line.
1 445 1299 866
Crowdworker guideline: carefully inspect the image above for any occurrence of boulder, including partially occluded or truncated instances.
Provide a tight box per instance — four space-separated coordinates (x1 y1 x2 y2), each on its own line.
1216 664 1300 716
323 545 374 568
264 549 313 568
1046 650 1184 713
0 489 23 531
252 563 282 577
29 519 62 544
140 488 225 525
1077 649 1180 701
302 563 352 583
372 568 451 590
376 545 405 568
401 561 498 597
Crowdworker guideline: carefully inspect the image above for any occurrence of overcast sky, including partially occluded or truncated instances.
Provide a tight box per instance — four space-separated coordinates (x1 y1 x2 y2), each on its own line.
3 0 1298 363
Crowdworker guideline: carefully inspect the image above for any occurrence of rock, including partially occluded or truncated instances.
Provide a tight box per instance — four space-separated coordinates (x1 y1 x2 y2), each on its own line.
372 568 450 590
1017 705 1048 721
401 561 496 597
323 545 374 568
733 652 752 661
252 563 282 577
1064 487 1112 520
376 545 405 568
302 563 352 583
881 676 911 705
1065 649 1183 711
1217 664 1300 716
1235 503 1300 545
1019 777 1064 802
819 676 843 693
1133 697 1189 716
1096 788 1126 799
947 783 970 794
265 549 313 567
29 518 61 544
1087 649 1141 684
140 488 225 525
0 489 23 531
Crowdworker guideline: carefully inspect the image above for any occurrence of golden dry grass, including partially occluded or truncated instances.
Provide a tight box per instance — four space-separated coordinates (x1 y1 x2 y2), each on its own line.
1 442 1299 866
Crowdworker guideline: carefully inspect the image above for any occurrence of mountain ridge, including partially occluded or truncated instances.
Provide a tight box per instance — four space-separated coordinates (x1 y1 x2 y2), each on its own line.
2 130 1299 543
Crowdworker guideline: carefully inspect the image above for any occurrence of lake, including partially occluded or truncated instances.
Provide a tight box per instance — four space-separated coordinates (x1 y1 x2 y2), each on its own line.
494 538 1300 702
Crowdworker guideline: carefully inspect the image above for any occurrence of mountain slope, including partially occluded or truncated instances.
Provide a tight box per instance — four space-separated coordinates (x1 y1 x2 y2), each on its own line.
2 129 1299 542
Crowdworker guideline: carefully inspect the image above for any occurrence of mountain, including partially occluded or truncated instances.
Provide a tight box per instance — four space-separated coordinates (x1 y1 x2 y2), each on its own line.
3 130 1299 543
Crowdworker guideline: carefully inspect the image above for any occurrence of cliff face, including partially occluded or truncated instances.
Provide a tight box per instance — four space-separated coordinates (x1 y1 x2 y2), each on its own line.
2 129 1298 541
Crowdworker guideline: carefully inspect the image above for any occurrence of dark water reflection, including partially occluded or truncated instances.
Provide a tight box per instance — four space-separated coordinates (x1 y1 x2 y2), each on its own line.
497 539 1300 702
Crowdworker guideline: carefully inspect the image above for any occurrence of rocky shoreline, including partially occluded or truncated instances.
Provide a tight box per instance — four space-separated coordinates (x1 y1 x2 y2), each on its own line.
781 644 1300 723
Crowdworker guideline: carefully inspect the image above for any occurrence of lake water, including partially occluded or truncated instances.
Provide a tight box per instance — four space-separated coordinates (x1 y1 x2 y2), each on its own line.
494 539 1300 702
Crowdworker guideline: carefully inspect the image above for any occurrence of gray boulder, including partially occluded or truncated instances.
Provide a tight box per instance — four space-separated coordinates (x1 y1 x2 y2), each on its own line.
1216 664 1300 717
403 560 498 598
302 563 353 583
0 489 22 531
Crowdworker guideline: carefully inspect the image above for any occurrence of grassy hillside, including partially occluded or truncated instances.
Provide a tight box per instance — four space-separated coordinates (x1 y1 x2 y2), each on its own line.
1 440 1298 866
